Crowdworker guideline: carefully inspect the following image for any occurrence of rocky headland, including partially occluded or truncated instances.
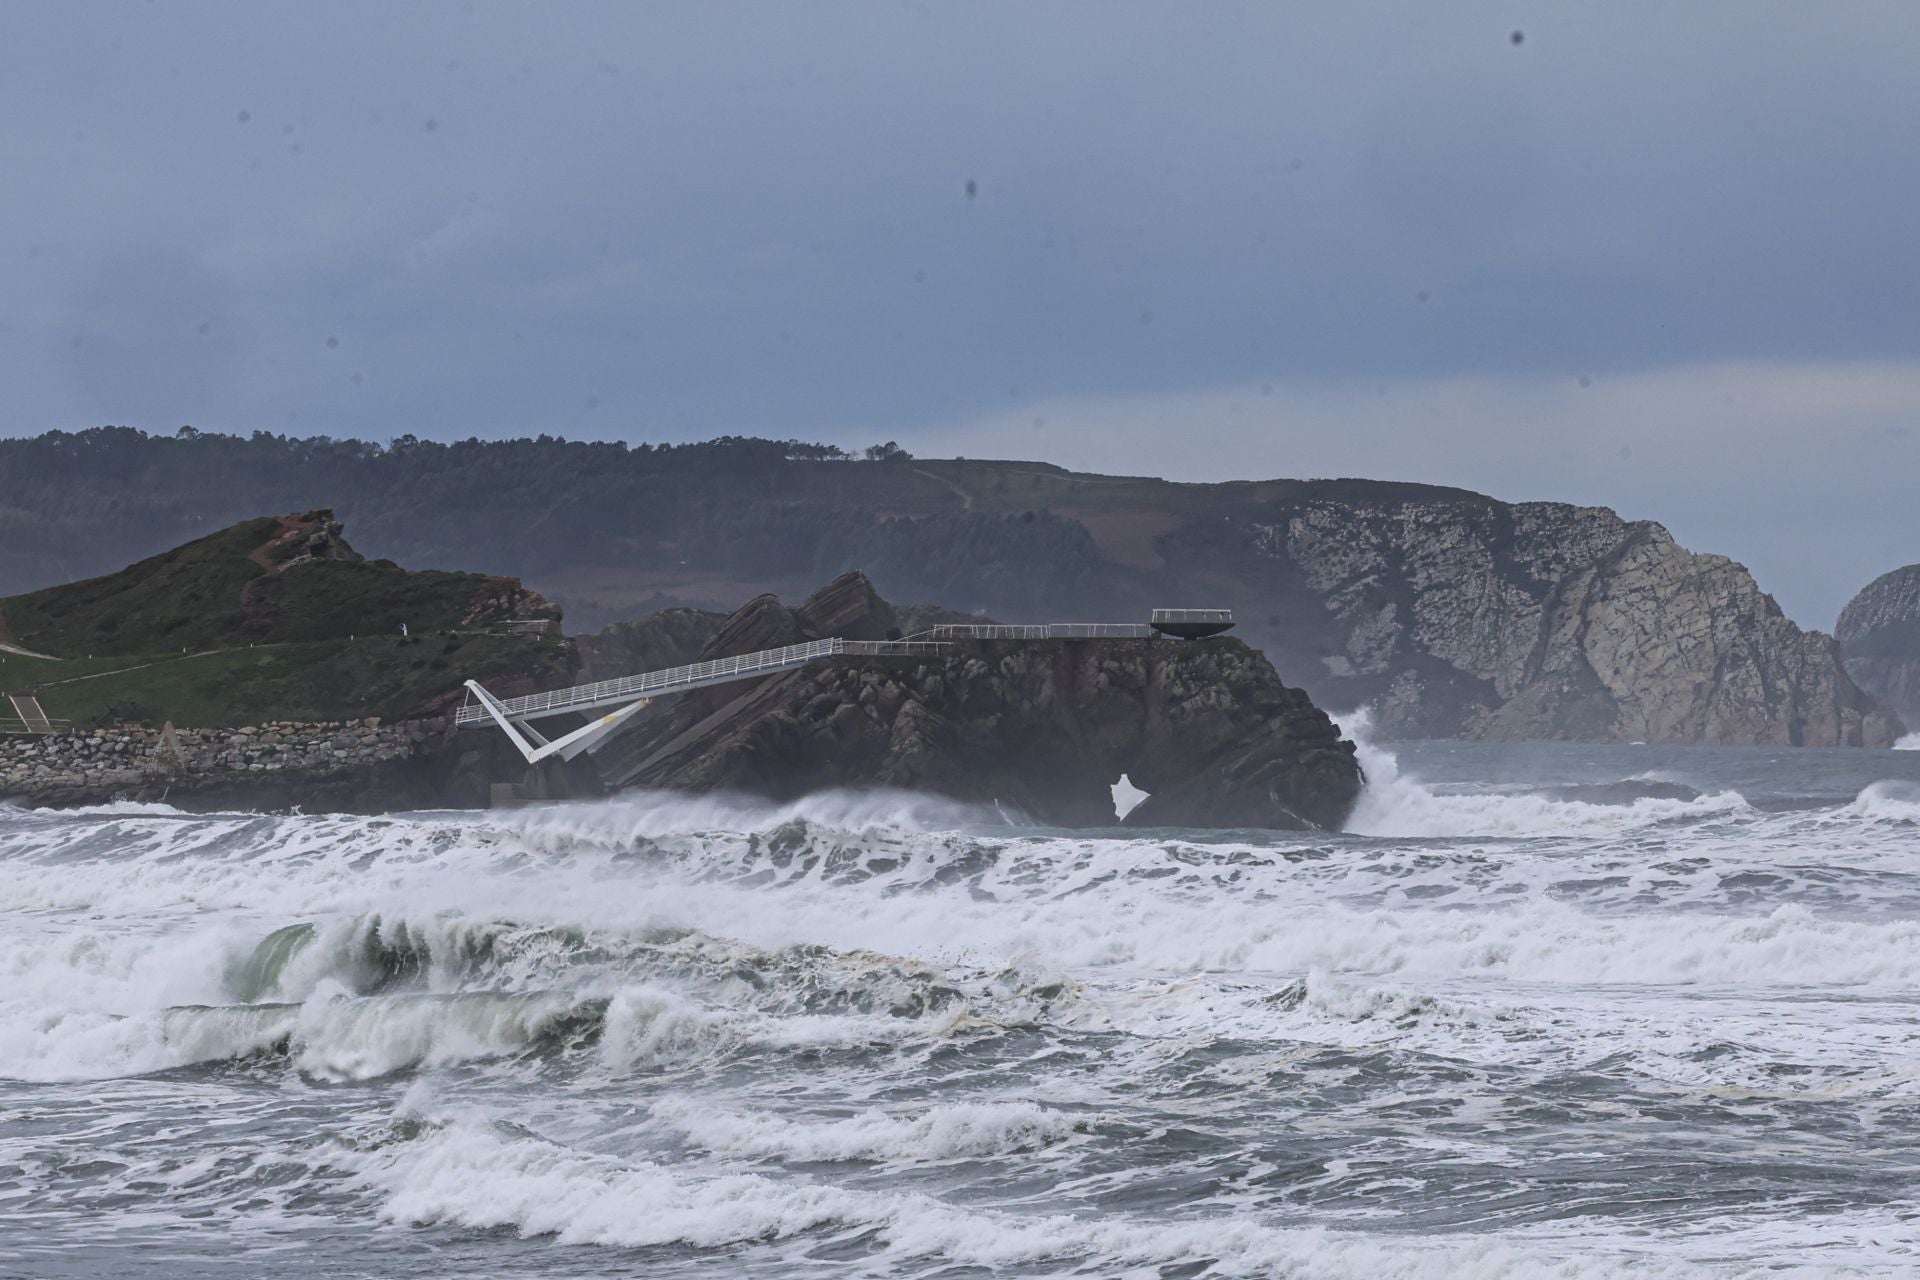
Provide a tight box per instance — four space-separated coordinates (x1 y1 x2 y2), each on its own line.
5 572 1364 828
1837 564 1920 731
1269 502 1902 747
2 431 1896 748
585 573 1362 830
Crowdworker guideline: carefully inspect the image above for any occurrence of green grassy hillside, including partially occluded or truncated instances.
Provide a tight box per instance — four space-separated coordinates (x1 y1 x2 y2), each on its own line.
0 511 570 726
0 510 557 660
10 633 570 729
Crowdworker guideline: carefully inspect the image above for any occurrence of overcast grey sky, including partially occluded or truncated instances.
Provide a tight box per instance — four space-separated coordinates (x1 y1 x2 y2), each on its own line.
3 2 1916 626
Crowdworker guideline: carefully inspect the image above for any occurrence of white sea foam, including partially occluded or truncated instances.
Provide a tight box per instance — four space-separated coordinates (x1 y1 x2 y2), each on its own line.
8 781 1920 1086
1850 779 1920 822
595 982 953 1074
1339 709 1750 838
10 737 1920 1273
1894 732 1920 750
332 1113 1808 1277
494 786 1006 850
646 1095 1082 1163
284 988 595 1080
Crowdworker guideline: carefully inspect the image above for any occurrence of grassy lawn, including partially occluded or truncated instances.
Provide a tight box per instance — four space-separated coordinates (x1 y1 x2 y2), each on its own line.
12 632 571 728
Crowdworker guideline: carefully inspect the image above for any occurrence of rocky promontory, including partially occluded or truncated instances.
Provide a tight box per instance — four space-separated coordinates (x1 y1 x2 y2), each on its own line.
1837 565 1920 730
1233 497 1901 746
586 573 1362 829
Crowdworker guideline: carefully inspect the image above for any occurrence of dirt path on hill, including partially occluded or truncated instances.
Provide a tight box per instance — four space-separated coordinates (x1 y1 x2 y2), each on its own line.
912 467 975 512
32 649 226 688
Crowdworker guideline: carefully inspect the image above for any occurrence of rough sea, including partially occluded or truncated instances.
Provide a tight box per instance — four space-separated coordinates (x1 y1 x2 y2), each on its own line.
6 721 1920 1278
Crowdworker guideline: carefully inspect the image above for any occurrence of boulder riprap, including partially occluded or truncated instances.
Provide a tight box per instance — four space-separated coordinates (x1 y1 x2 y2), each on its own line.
0 717 446 811
1837 565 1920 731
588 573 1362 829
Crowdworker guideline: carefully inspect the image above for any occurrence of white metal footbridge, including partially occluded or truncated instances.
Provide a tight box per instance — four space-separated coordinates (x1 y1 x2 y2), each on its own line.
459 611 1231 766
458 637 945 764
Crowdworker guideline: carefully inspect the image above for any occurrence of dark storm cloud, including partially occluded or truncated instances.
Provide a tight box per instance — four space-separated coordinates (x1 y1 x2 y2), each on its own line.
2 2 1916 624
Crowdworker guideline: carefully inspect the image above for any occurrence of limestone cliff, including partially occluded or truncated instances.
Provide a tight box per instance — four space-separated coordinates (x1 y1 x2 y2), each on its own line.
1206 497 1900 746
1837 565 1920 730
589 573 1361 829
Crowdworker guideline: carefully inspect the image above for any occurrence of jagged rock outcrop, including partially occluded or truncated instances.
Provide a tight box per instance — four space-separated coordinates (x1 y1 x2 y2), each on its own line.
258 509 362 567
1214 499 1900 746
573 598 993 686
1837 565 1920 730
574 607 727 684
588 573 1361 829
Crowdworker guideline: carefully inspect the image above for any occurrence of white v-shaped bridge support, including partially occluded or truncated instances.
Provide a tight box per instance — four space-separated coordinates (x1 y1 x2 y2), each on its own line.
462 679 652 764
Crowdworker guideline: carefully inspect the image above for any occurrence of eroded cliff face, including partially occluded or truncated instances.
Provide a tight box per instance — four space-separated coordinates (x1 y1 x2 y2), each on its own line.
589 574 1361 830
1837 565 1920 730
1201 499 1900 746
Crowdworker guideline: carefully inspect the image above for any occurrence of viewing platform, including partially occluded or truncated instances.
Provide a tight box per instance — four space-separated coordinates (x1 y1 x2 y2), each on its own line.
1150 608 1235 639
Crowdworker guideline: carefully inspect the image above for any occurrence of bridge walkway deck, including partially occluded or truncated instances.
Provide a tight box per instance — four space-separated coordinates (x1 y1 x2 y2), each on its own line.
455 637 947 728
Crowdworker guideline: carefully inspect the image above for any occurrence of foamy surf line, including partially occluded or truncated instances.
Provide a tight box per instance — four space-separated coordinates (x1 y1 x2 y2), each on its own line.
1334 709 1762 838
7 733 1920 1277
332 1114 1814 1278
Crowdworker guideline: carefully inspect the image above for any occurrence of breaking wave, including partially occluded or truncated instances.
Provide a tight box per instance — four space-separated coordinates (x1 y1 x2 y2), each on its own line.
1338 709 1751 838
1851 779 1920 823
645 1095 1085 1163
332 1110 1763 1278
9 728 1920 1274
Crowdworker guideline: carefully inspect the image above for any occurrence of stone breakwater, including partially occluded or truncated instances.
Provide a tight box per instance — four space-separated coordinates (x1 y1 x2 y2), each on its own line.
0 717 447 809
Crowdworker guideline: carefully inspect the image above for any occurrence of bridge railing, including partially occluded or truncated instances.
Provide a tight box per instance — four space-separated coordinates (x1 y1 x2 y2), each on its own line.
914 622 1152 641
454 637 947 726
0 716 72 735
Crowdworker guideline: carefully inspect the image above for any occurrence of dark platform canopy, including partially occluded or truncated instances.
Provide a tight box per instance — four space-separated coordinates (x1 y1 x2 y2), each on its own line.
1151 608 1235 640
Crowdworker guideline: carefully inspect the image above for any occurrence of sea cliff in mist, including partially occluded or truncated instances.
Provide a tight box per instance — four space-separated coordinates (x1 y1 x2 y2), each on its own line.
1 427 1900 746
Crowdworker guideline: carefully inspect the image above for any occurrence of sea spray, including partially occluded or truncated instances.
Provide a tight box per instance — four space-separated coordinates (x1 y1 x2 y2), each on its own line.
9 739 1920 1274
1337 708 1751 838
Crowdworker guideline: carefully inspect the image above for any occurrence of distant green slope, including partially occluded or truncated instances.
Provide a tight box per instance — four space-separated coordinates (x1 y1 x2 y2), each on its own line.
17 633 570 729
0 510 557 660
0 510 570 726
1 516 277 657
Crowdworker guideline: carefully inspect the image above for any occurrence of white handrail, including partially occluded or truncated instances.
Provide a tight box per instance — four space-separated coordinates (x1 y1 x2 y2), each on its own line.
455 637 946 726
911 622 1152 641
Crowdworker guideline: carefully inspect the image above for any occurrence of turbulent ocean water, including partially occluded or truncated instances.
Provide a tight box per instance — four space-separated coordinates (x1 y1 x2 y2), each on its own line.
7 727 1920 1278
